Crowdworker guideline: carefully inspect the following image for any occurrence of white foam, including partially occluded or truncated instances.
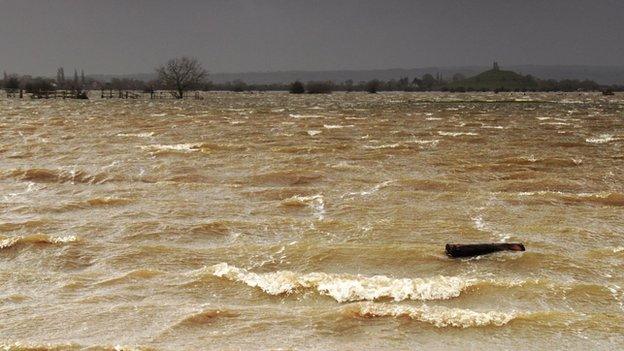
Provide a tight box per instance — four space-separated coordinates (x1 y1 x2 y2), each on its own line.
116 132 154 137
586 134 617 144
0 234 78 249
472 215 486 231
352 302 517 328
307 130 322 136
437 131 478 136
407 139 439 146
343 180 393 197
204 263 478 302
323 124 353 129
363 143 401 150
140 143 203 152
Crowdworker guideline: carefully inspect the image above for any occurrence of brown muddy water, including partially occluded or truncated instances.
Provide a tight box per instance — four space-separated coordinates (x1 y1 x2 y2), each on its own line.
0 92 623 350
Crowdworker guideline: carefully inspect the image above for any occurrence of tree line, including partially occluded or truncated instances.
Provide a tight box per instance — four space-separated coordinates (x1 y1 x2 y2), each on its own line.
2 57 623 97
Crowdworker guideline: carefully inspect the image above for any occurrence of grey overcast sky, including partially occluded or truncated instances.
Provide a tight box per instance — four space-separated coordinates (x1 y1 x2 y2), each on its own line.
1 0 623 75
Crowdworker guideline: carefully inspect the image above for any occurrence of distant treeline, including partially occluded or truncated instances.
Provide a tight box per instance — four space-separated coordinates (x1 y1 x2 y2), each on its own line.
2 69 623 94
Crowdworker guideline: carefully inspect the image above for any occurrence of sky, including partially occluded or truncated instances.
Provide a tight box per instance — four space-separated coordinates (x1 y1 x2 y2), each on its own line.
1 0 623 76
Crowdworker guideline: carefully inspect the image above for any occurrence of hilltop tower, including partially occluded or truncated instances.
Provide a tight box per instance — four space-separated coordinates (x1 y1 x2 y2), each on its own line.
493 61 500 71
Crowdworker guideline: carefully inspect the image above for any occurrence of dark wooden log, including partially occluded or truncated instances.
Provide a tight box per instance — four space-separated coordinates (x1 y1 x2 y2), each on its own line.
446 243 525 258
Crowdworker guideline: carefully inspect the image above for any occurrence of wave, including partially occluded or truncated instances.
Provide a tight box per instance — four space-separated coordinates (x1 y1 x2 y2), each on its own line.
323 124 353 129
498 156 582 167
438 131 479 136
48 197 133 212
586 134 619 144
280 194 325 220
189 220 234 235
307 130 322 136
406 138 440 146
6 168 109 184
342 180 393 197
171 309 239 328
0 342 81 351
116 132 154 137
346 302 516 328
0 343 156 351
0 219 52 232
85 197 133 207
248 170 322 187
140 143 204 153
200 263 543 303
289 114 323 118
515 191 624 206
95 269 164 286
0 234 78 250
397 178 462 191
363 143 402 150
497 179 584 193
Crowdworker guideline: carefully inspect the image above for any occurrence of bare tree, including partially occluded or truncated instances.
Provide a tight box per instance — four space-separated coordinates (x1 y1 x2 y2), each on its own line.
156 57 207 98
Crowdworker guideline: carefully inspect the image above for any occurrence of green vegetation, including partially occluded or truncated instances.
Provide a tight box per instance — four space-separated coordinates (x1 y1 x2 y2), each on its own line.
445 62 601 92
446 67 538 91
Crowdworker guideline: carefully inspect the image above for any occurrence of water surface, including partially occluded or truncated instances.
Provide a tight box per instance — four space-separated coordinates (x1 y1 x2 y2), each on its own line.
1 92 623 350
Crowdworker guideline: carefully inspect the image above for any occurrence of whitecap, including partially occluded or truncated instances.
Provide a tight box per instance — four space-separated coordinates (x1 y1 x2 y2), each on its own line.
586 134 617 144
203 263 479 302
351 302 517 328
117 132 154 137
140 143 203 152
438 131 478 136
363 143 401 149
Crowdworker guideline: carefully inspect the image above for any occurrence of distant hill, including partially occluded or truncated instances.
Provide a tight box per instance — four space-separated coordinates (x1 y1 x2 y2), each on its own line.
448 63 539 90
87 65 624 85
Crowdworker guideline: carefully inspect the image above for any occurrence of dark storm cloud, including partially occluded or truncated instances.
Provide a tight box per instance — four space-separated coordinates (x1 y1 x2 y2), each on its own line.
0 0 622 75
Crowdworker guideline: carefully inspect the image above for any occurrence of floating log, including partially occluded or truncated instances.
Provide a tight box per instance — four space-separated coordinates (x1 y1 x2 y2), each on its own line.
446 243 525 258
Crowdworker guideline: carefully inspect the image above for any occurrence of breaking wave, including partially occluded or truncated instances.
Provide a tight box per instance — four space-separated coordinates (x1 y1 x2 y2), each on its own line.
346 302 516 328
363 143 402 150
323 124 353 129
586 134 619 144
0 234 78 249
438 131 479 136
198 263 540 303
116 132 154 137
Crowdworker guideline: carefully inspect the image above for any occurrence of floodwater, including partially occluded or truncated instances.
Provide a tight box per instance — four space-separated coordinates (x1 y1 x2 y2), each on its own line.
0 92 623 350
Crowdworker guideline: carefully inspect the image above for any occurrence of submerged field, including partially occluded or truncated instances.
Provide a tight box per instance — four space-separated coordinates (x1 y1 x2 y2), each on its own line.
0 92 623 350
